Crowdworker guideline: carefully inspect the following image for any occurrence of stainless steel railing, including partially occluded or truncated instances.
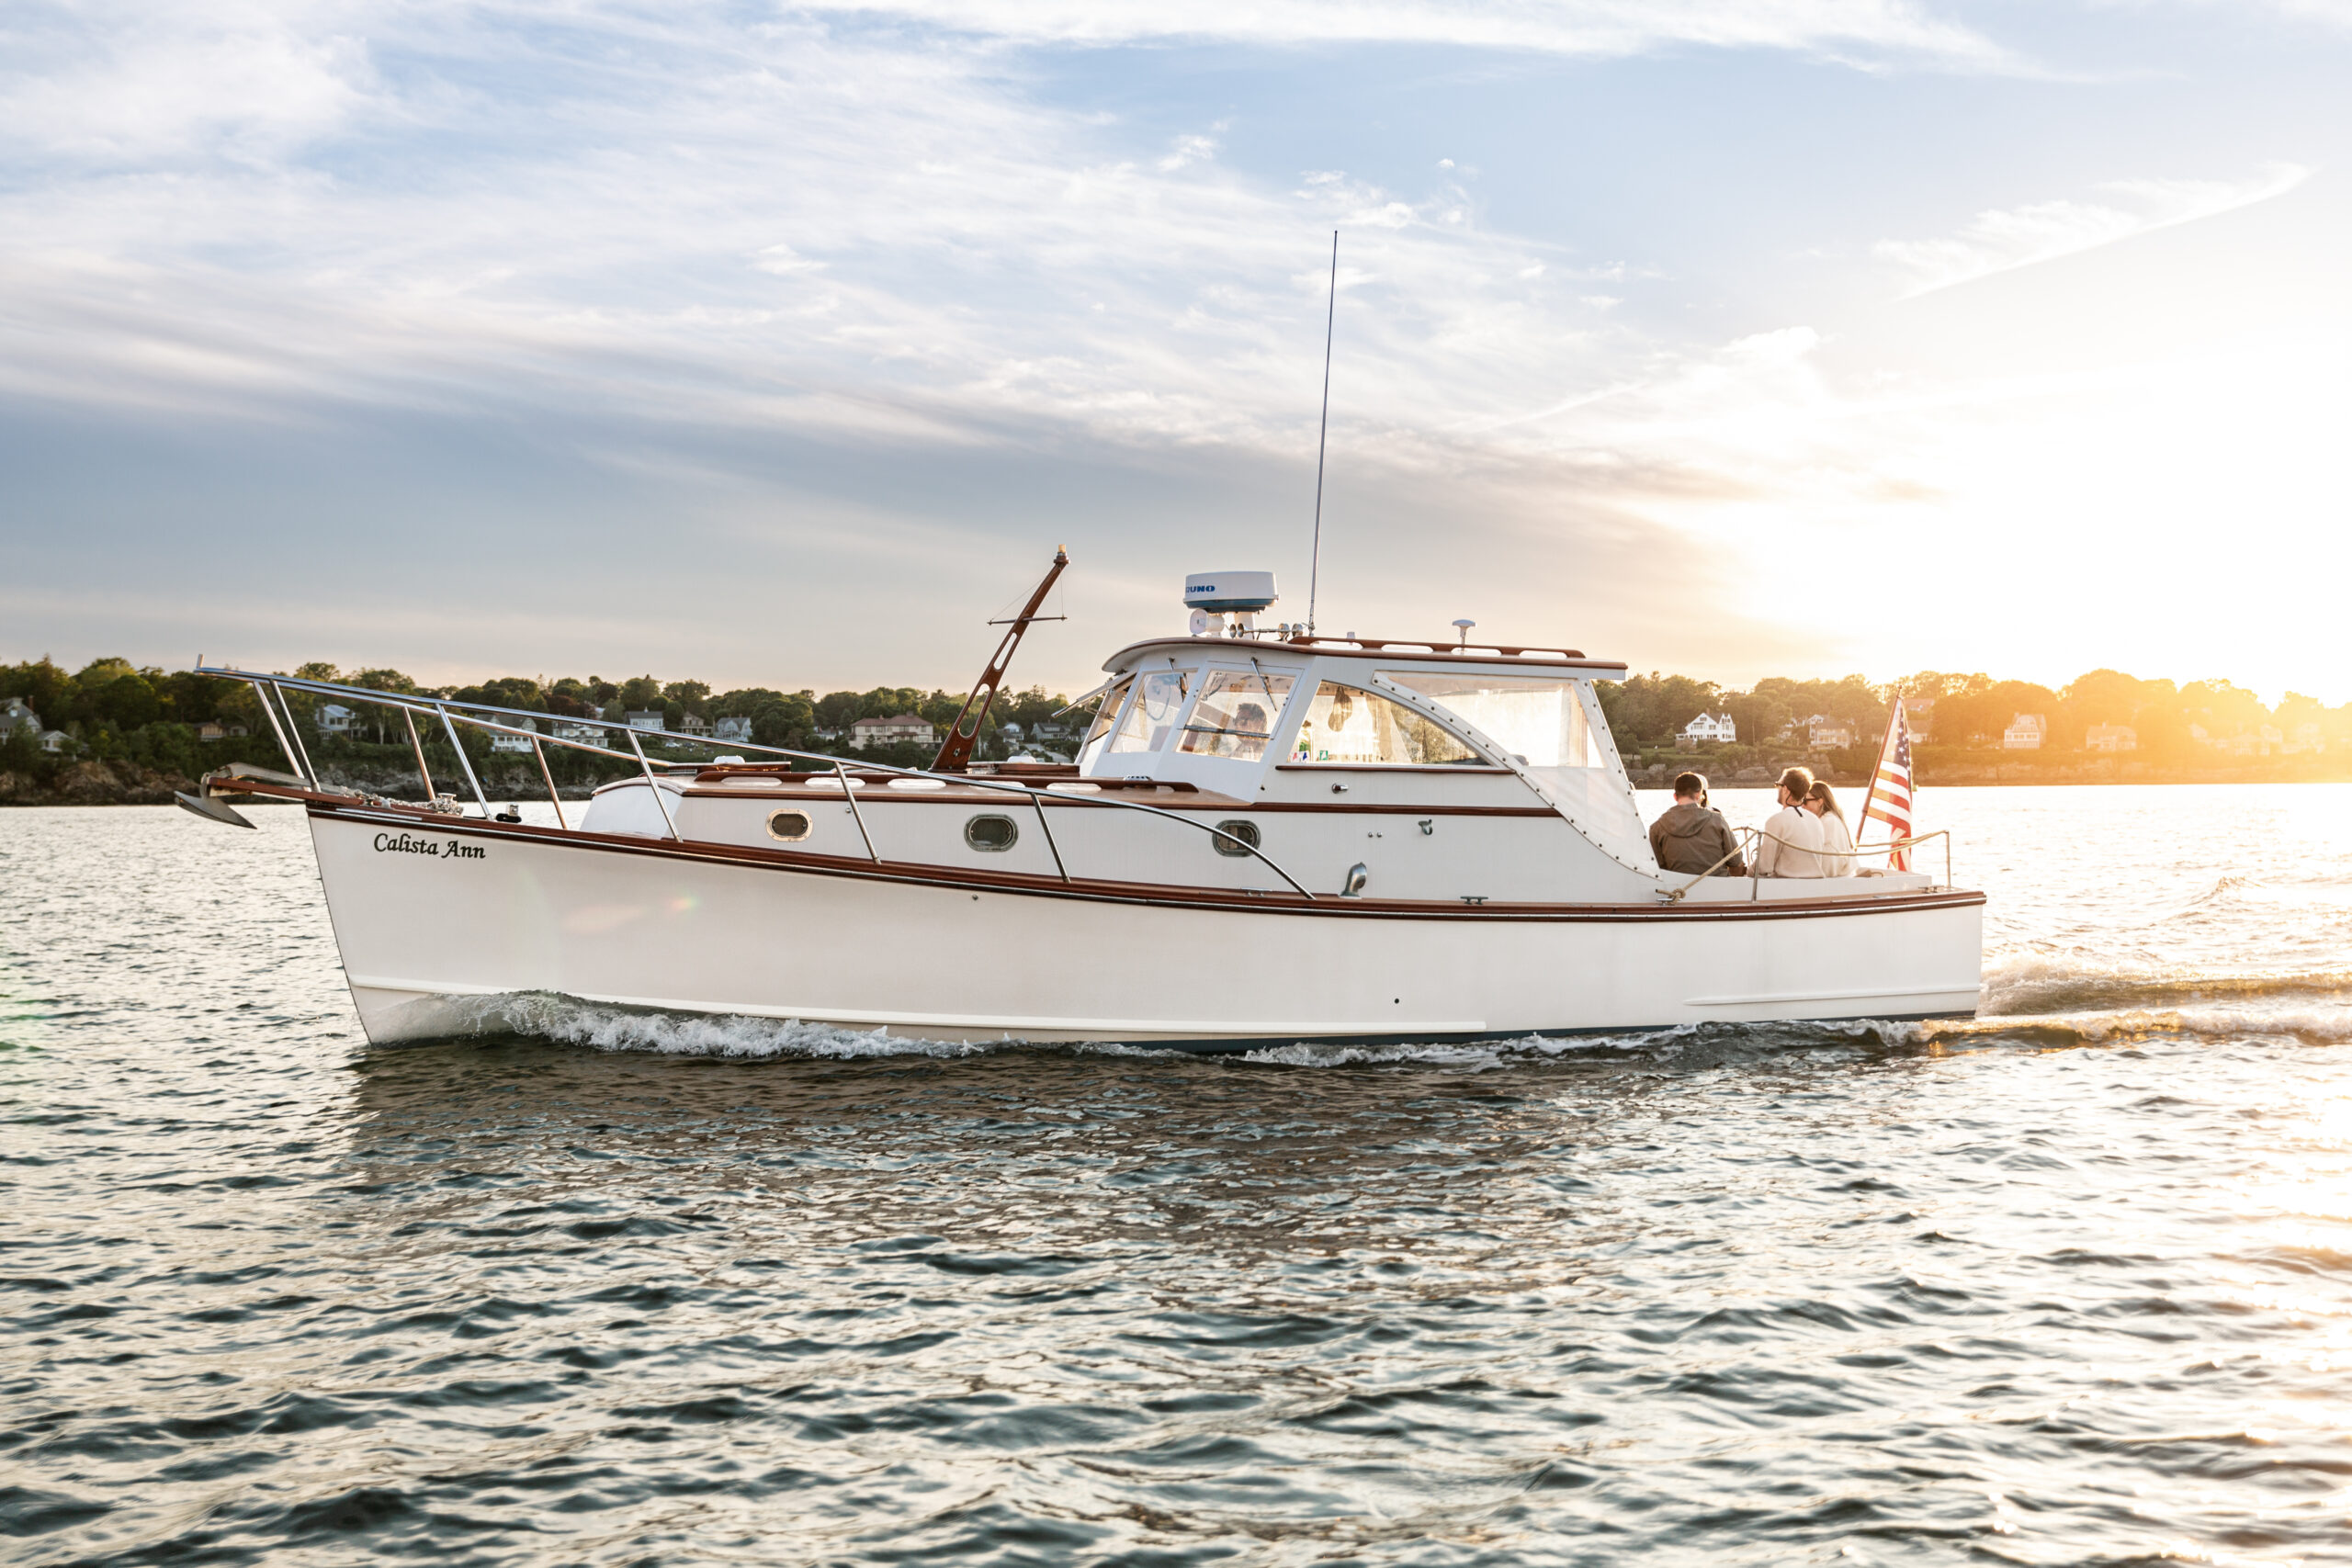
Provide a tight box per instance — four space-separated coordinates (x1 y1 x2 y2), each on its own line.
1660 823 1954 901
196 666 1317 899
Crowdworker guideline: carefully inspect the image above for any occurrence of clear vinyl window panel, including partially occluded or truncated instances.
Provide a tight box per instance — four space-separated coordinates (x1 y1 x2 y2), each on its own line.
1288 683 1480 766
1080 678 1135 763
1110 671 1192 754
1180 671 1295 762
1378 672 1605 767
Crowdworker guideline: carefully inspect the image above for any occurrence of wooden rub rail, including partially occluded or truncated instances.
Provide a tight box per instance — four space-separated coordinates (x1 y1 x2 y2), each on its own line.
191 666 1320 900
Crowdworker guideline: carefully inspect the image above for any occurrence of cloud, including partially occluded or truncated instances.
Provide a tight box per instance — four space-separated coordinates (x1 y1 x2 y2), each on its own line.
1873 164 2310 297
808 0 2015 70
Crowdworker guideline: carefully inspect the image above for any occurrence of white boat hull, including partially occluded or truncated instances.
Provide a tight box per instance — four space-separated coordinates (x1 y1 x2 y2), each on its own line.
310 807 1984 1049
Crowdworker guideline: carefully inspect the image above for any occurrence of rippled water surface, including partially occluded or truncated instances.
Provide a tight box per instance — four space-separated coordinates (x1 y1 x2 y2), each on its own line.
8 786 2352 1565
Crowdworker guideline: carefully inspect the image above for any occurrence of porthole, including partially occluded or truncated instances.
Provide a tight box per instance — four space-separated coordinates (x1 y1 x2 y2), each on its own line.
965 814 1019 852
1211 819 1261 858
766 810 812 842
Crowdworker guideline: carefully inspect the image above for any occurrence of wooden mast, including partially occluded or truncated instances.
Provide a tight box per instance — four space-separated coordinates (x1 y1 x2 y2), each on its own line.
933 547 1069 773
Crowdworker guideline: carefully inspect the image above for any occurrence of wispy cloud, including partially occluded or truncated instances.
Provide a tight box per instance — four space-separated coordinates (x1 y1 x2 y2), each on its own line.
1873 164 2310 297
811 0 2016 70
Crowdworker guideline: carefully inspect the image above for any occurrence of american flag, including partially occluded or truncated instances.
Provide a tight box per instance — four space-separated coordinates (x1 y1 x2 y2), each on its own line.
1860 699 1916 871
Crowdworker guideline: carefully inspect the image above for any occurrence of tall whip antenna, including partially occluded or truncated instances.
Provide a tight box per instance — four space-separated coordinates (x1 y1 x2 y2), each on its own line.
1307 230 1338 636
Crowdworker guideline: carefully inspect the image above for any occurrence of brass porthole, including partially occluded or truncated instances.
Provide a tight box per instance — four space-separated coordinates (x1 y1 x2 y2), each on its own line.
766 810 813 842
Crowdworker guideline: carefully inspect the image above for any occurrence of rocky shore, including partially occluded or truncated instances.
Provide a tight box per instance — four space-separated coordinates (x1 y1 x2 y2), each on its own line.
0 761 616 807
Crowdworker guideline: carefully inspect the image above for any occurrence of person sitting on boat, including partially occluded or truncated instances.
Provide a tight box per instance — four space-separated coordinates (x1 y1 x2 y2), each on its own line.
1648 772 1746 876
1805 781 1856 878
1754 767 1826 877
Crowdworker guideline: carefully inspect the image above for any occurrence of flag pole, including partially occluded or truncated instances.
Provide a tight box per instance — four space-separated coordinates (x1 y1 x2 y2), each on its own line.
1856 684 1904 856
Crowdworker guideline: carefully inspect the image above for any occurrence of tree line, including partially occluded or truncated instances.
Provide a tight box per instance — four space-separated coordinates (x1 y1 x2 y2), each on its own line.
0 656 1080 782
9 654 2348 784
1595 668 2348 762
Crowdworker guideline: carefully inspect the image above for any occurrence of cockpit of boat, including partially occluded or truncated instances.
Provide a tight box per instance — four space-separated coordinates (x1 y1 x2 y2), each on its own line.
1070 634 1657 876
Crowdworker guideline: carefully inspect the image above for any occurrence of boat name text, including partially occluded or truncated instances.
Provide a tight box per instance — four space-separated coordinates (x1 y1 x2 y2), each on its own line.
373 831 485 860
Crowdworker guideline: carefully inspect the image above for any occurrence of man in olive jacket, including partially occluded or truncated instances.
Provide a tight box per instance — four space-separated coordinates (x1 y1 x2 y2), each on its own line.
1648 772 1747 875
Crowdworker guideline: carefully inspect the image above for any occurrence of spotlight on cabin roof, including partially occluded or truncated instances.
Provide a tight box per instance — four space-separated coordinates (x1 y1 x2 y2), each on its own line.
1182 571 1278 613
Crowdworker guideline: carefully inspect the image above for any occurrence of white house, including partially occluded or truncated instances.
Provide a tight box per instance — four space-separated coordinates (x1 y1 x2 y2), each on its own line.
2287 722 2326 755
713 716 752 743
1678 712 1736 746
2 697 39 735
2004 714 2046 750
490 716 539 754
625 710 664 731
850 714 934 749
1903 698 1936 741
1807 718 1856 750
39 730 72 754
677 713 711 738
2085 724 2137 752
317 703 356 738
552 721 605 748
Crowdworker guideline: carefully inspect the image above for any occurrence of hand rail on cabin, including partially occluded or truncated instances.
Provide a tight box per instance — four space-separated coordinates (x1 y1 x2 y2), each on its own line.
192 666 1317 899
1660 825 1952 903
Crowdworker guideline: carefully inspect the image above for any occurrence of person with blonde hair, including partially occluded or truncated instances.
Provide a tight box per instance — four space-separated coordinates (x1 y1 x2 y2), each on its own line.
1753 767 1826 878
1805 780 1855 878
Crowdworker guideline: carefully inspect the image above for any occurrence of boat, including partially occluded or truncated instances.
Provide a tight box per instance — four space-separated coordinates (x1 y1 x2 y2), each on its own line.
177 555 1982 1049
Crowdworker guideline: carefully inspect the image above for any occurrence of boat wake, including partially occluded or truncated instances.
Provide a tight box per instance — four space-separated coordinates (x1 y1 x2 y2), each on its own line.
375 955 2352 1068
392 991 1000 1059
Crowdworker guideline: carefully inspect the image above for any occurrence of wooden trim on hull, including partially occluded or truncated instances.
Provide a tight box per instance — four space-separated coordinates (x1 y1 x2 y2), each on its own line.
290 788 1985 925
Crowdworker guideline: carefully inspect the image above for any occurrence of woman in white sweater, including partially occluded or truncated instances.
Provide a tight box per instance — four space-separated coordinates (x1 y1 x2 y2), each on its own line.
1806 781 1857 877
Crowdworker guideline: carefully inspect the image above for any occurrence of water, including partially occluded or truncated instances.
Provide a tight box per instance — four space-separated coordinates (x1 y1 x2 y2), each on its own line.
6 785 2352 1565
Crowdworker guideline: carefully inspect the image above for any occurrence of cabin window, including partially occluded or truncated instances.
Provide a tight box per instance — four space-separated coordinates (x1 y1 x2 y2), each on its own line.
1110 670 1190 752
1179 670 1294 761
965 814 1019 852
1378 672 1605 768
766 810 812 841
1078 678 1134 765
1210 819 1261 857
1288 682 1481 766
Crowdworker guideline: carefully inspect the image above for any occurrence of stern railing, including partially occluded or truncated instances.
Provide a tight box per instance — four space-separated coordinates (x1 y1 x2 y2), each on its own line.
1660 824 1953 902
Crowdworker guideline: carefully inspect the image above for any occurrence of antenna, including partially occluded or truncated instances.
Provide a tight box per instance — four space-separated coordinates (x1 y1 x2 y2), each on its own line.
1307 230 1337 636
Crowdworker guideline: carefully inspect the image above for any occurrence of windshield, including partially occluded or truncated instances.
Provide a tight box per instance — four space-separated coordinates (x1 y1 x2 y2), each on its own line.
1378 672 1604 767
1110 670 1191 753
1288 682 1481 765
1180 669 1294 762
1077 678 1133 766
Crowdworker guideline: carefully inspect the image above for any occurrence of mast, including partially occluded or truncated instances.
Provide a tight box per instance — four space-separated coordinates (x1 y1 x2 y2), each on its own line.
932 547 1069 773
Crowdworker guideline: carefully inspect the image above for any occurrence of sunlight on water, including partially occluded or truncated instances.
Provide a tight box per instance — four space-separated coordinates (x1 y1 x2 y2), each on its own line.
6 786 2352 1565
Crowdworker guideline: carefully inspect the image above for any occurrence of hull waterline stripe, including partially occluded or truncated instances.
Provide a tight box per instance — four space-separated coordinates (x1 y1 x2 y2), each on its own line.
1683 983 1982 1007
344 976 1485 1037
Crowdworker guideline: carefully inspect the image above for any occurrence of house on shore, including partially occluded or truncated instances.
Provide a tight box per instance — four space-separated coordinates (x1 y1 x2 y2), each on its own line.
713 716 752 744
851 714 935 749
3 697 40 736
2004 714 2046 750
490 717 539 754
1806 716 1856 750
1678 712 1736 746
195 720 250 743
2085 724 2137 753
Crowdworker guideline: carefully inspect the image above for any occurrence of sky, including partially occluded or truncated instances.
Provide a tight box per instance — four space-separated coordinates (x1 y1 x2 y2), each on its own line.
3 0 2348 702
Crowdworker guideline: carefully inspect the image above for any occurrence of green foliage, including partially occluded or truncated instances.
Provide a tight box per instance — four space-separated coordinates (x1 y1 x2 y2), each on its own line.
16 647 2352 803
